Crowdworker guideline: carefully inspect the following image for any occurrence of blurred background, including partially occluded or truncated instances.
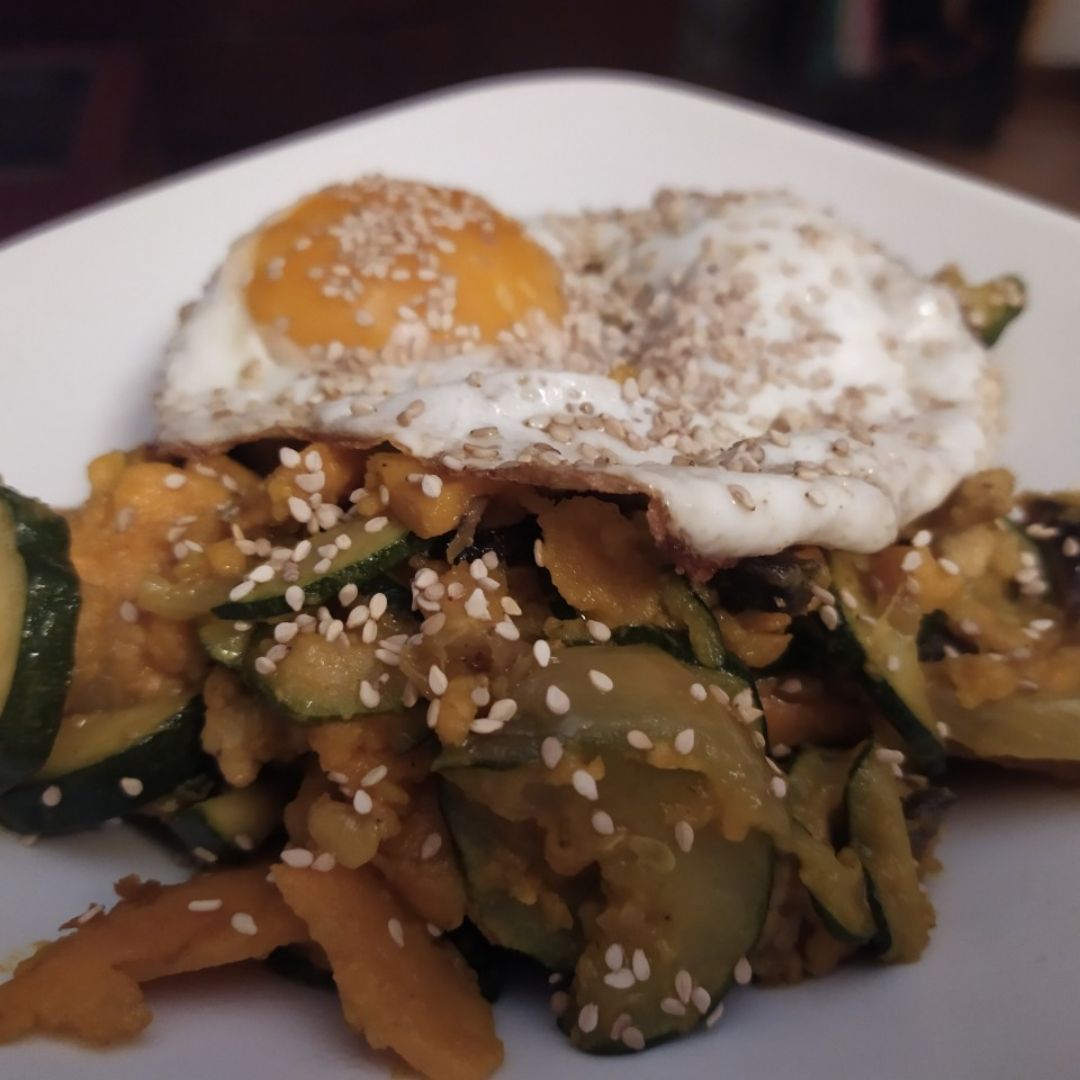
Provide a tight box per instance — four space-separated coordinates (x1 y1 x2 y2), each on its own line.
1 0 1077 241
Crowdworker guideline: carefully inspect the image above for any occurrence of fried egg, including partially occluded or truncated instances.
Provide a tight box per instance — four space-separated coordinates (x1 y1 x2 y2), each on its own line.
157 179 993 560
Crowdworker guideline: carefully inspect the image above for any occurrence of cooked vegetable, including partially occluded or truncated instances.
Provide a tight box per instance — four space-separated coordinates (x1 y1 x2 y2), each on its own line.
0 485 80 792
165 781 287 863
828 552 946 774
0 866 305 1046
0 694 211 835
935 264 1026 346
1020 494 1080 622
712 548 826 616
847 746 935 962
197 617 252 669
244 616 413 722
213 517 421 620
273 863 504 1080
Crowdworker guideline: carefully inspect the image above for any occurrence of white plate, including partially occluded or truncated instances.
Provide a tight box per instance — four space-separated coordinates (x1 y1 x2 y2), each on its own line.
2 72 1079 1080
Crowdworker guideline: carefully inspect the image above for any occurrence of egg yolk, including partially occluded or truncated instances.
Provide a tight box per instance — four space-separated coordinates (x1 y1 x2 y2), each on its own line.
245 177 565 354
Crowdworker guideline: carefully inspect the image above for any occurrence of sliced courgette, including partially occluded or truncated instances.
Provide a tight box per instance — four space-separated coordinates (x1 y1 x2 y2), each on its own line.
243 616 412 723
828 552 946 775
0 694 211 835
213 518 421 620
437 644 777 1051
936 265 1026 347
846 744 935 962
165 781 285 862
197 617 253 669
440 782 584 973
785 746 876 944
0 485 80 792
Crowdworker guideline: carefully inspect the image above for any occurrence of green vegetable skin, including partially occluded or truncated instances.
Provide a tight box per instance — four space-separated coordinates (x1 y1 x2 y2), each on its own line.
0 486 80 793
937 265 1026 347
197 617 252 669
165 782 285 862
213 518 421 620
438 643 875 1050
0 695 212 835
846 745 934 962
828 552 946 775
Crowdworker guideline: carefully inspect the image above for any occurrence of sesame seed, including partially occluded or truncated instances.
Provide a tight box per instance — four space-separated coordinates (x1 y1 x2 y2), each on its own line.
469 717 505 735
500 597 523 616
689 682 707 702
464 589 490 620
960 619 981 636
661 998 687 1017
471 686 491 707
733 956 753 985
119 776 144 797
838 588 858 610
674 728 696 755
546 685 571 715
488 698 518 725
420 833 443 860
588 669 614 693
533 639 552 667
369 592 388 619
228 580 256 602
248 564 275 584
541 737 563 769
728 483 756 511
287 496 312 524
187 898 223 912
571 769 598 801
119 600 139 624
280 848 314 868
231 912 258 936
426 699 441 729
901 550 923 573
324 618 344 643
578 1003 599 1034
675 969 693 1004
352 790 373 815
938 557 958 576
304 450 322 472
387 918 405 948
912 529 932 548
886 655 901 672
365 516 389 533
675 821 694 852
1064 537 1080 558
706 1002 725 1027
359 681 381 710
592 810 615 835
936 721 951 738
820 604 839 631
769 776 788 798
632 948 651 981
361 765 388 787
421 474 443 498
494 619 520 641
482 551 500 570
428 664 449 696
282 585 305 613
295 471 324 494
311 852 336 872
40 785 62 807
279 447 301 468
469 558 488 580
622 1027 645 1052
605 944 625 971
875 747 905 765
192 846 218 863
1031 617 1055 632
586 619 612 642
691 986 712 1014
338 583 359 606
533 539 545 567
626 729 653 751
604 969 636 990
163 473 187 490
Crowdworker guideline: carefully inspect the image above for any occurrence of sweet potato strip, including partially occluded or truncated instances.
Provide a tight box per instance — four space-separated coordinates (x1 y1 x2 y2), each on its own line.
274 863 503 1080
0 865 305 1046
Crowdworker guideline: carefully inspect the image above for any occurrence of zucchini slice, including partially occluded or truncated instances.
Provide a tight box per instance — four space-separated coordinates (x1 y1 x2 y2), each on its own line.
936 265 1026 347
440 783 584 973
0 694 211 835
0 485 80 792
197 617 253 669
213 518 420 620
847 745 935 962
828 552 946 775
437 644 777 1051
165 781 285 862
785 746 876 944
243 615 413 723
